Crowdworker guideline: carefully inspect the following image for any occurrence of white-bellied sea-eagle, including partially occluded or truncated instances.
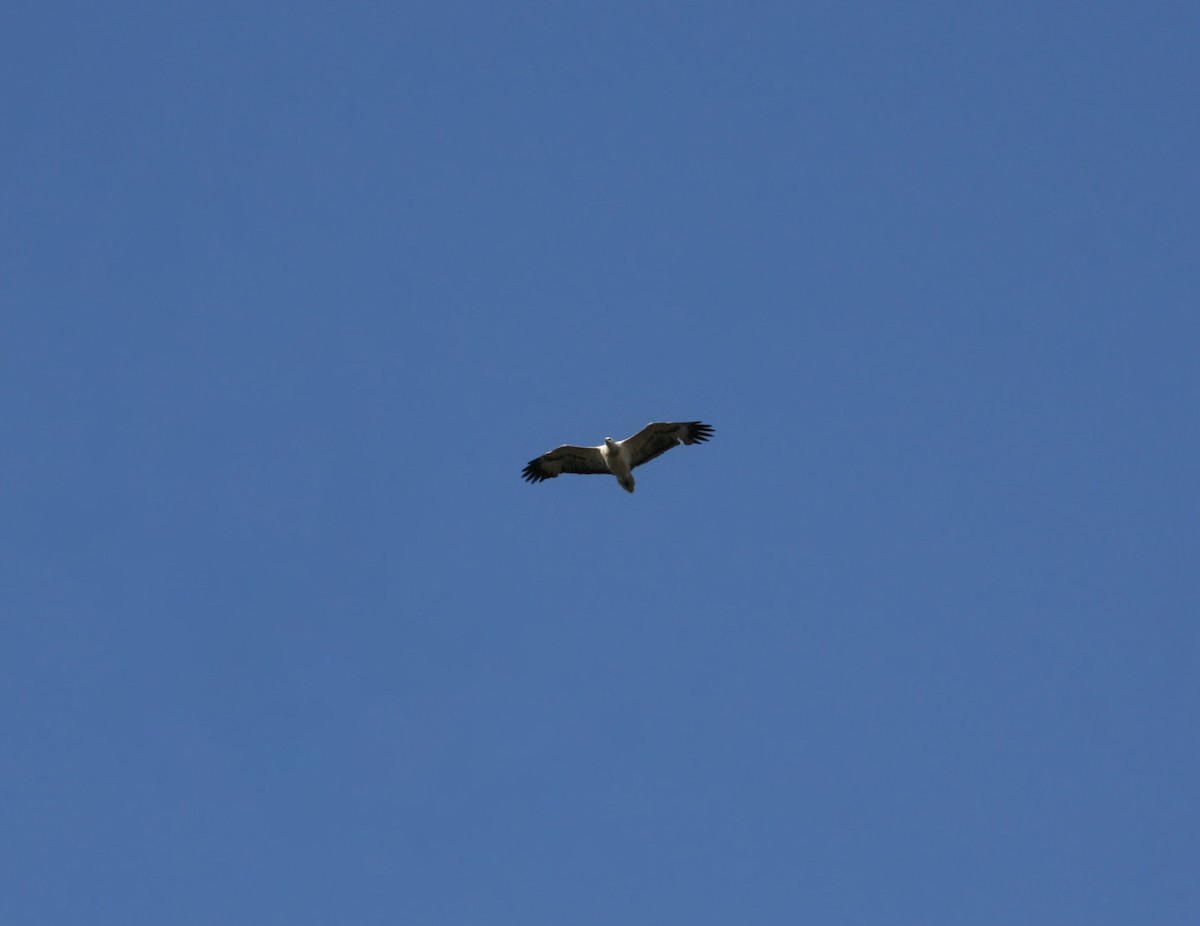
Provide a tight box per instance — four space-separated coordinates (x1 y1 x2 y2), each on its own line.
521 421 714 493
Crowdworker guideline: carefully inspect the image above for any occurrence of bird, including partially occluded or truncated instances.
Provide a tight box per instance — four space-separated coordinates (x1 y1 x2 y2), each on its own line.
522 421 714 493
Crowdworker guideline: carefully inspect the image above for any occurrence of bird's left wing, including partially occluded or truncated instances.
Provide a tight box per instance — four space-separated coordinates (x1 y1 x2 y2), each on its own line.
621 421 714 468
521 444 608 483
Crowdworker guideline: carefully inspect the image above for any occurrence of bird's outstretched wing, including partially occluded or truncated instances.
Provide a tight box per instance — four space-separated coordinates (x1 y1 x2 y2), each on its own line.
521 445 608 483
621 421 714 469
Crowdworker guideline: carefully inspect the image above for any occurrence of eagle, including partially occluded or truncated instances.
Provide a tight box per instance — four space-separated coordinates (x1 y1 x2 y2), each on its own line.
522 421 714 493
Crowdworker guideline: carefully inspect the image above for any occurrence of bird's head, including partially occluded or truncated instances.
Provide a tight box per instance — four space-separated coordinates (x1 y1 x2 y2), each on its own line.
604 437 616 448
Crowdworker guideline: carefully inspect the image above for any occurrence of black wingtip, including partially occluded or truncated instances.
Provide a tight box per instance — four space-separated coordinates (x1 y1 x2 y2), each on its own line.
684 421 714 444
521 460 548 483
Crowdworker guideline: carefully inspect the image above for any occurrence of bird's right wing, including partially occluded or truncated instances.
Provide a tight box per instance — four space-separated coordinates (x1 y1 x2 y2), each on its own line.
522 445 608 483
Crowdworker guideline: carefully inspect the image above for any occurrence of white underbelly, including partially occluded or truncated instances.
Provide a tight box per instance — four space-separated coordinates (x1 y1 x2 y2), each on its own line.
603 446 635 491
605 451 631 480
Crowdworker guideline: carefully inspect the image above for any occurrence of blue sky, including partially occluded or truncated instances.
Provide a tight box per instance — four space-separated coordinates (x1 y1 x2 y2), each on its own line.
3 2 1197 923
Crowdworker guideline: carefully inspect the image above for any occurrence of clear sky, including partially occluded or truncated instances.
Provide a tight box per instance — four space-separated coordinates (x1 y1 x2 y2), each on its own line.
3 3 1197 923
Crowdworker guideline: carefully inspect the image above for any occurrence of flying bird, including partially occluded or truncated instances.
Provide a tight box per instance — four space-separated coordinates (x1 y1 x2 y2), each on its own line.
522 421 714 493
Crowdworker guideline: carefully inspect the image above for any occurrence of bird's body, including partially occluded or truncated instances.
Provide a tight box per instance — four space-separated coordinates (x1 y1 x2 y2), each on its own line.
601 437 636 493
522 421 713 493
